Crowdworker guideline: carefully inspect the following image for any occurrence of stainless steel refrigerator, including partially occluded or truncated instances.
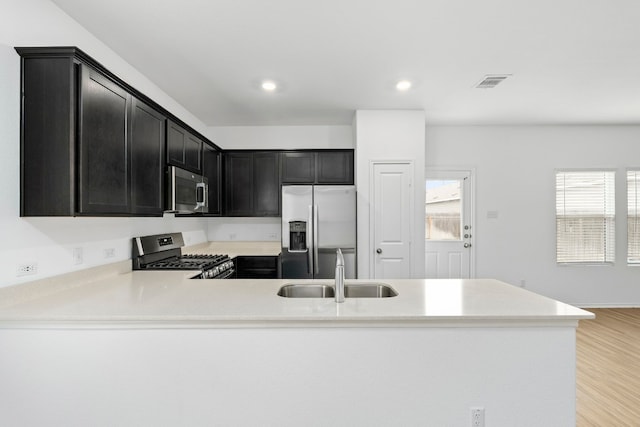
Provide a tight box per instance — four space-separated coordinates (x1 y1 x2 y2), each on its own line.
281 185 356 279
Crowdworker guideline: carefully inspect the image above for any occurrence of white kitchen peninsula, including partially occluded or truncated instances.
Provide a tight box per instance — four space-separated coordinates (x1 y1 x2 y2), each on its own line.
0 269 592 426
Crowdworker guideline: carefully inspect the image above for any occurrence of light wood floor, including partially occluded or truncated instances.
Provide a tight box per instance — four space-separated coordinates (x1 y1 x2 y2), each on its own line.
577 308 640 426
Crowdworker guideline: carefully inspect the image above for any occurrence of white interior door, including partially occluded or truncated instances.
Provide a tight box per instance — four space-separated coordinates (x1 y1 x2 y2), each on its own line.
371 162 413 279
424 170 474 278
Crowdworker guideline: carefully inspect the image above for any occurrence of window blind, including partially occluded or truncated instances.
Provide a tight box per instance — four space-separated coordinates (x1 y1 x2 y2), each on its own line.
556 170 615 264
628 171 640 264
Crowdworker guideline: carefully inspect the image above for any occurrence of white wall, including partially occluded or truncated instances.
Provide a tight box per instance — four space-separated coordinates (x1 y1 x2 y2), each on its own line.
208 217 281 242
355 110 426 279
207 125 353 150
426 125 640 306
0 1 212 287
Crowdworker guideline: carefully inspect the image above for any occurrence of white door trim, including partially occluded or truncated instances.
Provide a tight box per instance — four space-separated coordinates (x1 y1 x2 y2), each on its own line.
369 160 415 278
425 166 476 278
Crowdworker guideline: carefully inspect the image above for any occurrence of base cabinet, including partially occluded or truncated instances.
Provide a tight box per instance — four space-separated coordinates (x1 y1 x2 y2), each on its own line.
234 256 279 279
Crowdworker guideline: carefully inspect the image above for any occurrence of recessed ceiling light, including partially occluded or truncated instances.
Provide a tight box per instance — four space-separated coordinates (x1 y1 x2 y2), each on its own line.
261 81 277 92
396 80 412 91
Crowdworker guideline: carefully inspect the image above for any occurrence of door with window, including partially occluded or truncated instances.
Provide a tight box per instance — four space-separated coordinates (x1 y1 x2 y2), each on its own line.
424 170 474 278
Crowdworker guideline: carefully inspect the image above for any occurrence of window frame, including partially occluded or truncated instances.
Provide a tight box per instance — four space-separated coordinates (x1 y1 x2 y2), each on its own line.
555 168 616 266
627 169 640 266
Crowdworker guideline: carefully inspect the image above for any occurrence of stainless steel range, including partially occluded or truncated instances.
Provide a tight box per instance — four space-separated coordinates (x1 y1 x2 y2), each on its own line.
132 232 234 279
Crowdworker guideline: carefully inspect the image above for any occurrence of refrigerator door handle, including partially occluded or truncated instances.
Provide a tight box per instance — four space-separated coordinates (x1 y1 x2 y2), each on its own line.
307 205 313 274
314 204 319 275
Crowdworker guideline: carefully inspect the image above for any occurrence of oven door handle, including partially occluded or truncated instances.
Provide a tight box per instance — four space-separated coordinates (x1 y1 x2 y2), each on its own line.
217 269 235 279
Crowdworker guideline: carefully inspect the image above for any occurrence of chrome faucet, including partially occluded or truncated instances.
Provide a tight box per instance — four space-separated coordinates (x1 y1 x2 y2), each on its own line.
335 248 345 303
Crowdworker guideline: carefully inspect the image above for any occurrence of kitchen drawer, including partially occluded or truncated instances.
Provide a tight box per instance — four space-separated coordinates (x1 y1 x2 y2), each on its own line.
235 256 279 279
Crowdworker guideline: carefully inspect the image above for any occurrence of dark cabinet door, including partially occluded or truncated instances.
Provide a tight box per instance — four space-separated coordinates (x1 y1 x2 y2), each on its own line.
203 143 222 215
167 120 185 166
185 133 203 173
253 152 280 216
130 98 165 215
167 120 202 174
224 152 254 216
235 256 279 279
20 55 76 216
224 152 280 216
281 152 315 183
77 65 131 214
317 151 354 184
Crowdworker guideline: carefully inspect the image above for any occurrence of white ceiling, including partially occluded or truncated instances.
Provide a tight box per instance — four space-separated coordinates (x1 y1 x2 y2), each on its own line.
51 0 640 126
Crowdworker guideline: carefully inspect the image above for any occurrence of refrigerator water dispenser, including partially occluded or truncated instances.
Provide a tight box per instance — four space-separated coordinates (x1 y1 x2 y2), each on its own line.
288 221 307 252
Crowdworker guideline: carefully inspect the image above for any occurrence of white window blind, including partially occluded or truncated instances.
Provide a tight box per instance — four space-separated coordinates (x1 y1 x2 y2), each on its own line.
556 170 615 264
628 170 640 264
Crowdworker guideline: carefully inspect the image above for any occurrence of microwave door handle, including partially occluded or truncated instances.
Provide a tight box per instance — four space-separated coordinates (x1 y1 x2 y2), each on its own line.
195 182 207 210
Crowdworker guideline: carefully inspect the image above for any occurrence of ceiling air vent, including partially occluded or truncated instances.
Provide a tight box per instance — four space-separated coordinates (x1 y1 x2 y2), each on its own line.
475 74 511 89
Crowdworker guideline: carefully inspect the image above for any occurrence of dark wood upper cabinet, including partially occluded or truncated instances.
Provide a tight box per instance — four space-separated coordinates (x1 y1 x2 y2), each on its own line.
167 119 202 174
316 150 354 184
20 54 76 216
130 98 166 215
281 150 354 185
77 65 131 214
253 152 280 216
224 152 254 216
224 151 279 217
281 152 316 183
202 143 222 216
17 47 183 217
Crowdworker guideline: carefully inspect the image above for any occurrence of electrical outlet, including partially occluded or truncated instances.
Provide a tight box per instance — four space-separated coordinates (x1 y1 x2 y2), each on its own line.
267 232 277 240
72 247 83 265
229 233 237 240
470 407 484 427
103 248 115 258
519 279 526 287
16 263 38 277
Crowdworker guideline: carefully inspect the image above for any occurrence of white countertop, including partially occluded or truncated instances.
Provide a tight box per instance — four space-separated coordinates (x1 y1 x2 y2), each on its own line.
0 267 593 328
183 241 281 258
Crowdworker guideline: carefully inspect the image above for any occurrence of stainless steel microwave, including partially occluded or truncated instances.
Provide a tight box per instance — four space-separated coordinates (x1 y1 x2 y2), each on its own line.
166 166 208 214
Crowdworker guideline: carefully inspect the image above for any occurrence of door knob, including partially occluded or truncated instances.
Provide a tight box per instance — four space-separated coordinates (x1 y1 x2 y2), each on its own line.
376 248 382 254
464 243 471 248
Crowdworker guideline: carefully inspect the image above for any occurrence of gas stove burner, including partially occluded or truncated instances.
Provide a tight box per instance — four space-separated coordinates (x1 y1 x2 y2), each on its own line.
132 233 235 279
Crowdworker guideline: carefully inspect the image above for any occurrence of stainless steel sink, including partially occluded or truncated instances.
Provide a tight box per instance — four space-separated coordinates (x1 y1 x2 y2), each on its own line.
277 283 398 298
344 283 398 298
277 284 335 298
